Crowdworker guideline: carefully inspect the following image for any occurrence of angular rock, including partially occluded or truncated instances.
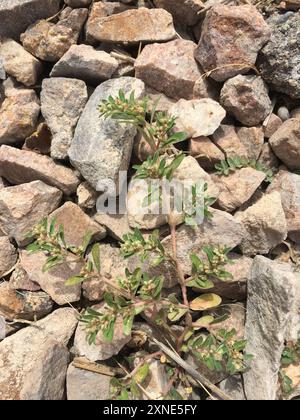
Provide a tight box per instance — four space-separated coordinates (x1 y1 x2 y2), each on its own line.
0 89 40 145
244 256 299 400
267 170 300 244
193 75 219 101
264 113 282 139
0 39 42 86
220 75 272 126
212 125 248 158
236 127 264 161
85 1 134 45
73 306 131 361
258 12 300 99
153 0 203 26
218 376 246 401
269 118 300 171
85 7 176 45
190 136 225 171
49 202 106 248
195 4 271 82
169 98 226 138
0 181 62 246
65 0 92 7
0 282 53 321
0 237 17 277
213 167 266 212
50 45 118 85
135 39 202 100
94 213 131 242
0 146 80 195
20 8 88 62
23 122 52 155
257 143 279 171
0 0 61 40
0 308 77 400
20 251 82 305
82 244 126 301
77 182 98 210
9 263 40 292
41 77 88 160
145 87 176 113
69 77 145 189
235 192 287 256
66 362 111 400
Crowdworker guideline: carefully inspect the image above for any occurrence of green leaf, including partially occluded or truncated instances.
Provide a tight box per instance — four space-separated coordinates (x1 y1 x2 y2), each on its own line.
81 231 92 254
134 364 150 384
123 314 134 336
130 380 141 398
190 293 222 311
42 256 63 272
91 243 101 273
65 276 86 286
168 307 188 322
26 242 41 253
103 317 116 342
103 292 116 309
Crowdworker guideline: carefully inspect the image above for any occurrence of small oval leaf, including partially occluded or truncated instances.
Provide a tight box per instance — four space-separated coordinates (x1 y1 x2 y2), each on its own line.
190 294 222 311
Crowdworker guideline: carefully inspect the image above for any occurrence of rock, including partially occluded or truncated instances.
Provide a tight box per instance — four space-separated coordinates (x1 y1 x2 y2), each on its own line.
209 253 251 300
190 136 225 171
9 263 40 292
73 306 131 361
0 282 53 321
134 39 202 100
142 360 168 400
267 171 300 244
49 202 106 248
0 39 42 86
0 237 17 277
264 113 283 139
212 125 248 158
195 5 271 82
0 145 80 195
0 308 77 400
127 155 219 230
169 99 226 138
94 213 131 242
291 107 300 120
236 127 264 161
20 8 88 62
258 12 300 99
69 77 145 190
220 75 272 126
244 256 299 400
66 362 111 400
207 304 245 340
23 122 52 155
218 376 246 400
41 77 88 160
0 58 6 80
0 181 62 246
0 0 61 40
235 192 287 256
145 87 176 113
85 7 176 45
0 89 40 145
153 0 203 26
85 1 134 45
269 118 300 171
258 143 279 171
0 177 6 190
213 168 266 212
20 251 82 305
193 76 219 101
77 182 98 210
50 45 118 86
277 106 290 122
65 0 92 7
82 244 126 301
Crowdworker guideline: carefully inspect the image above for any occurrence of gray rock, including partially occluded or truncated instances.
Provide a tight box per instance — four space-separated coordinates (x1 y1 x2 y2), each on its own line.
68 77 145 189
244 256 299 400
236 127 264 161
0 58 6 80
218 376 246 400
258 12 300 99
0 39 42 87
41 78 88 160
0 0 61 40
0 145 80 195
235 191 287 256
9 263 41 292
220 75 272 126
277 106 290 122
153 0 203 26
65 0 92 7
0 181 62 246
267 170 300 244
77 182 98 210
0 281 53 321
66 362 111 400
0 236 17 277
20 251 82 306
50 45 118 86
94 213 131 242
0 308 77 400
0 89 40 145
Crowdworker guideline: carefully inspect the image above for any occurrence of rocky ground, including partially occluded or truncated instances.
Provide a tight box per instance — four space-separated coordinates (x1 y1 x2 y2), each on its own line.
0 0 300 401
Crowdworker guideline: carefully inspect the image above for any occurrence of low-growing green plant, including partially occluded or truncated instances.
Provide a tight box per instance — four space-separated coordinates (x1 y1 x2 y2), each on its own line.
215 156 274 183
279 337 300 396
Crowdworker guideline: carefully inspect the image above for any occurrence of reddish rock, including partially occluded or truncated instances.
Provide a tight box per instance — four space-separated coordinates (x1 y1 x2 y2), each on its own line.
236 127 264 161
264 113 283 139
135 39 201 100
0 237 17 277
195 5 271 82
212 125 248 158
258 143 279 171
190 136 225 171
